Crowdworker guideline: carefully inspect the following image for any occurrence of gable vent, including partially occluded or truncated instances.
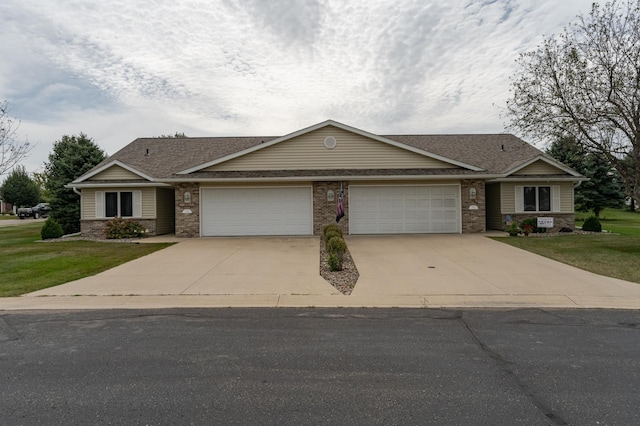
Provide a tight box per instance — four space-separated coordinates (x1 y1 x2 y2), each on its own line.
323 136 337 149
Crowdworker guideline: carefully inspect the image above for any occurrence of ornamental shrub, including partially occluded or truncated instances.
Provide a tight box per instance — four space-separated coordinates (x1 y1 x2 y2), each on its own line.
104 217 147 239
323 224 342 237
40 217 64 240
326 236 347 256
327 253 342 271
582 216 602 232
324 229 343 243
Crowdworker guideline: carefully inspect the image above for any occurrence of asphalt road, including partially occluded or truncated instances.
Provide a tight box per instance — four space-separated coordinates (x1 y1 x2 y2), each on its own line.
1 308 639 425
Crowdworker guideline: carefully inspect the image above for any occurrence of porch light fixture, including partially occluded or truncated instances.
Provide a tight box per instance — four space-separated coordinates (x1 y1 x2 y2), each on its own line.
327 190 335 201
184 191 191 203
469 187 477 200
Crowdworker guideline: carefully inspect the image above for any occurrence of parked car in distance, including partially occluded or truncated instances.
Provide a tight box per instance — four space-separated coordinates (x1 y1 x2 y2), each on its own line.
17 203 50 219
32 203 51 218
17 207 33 219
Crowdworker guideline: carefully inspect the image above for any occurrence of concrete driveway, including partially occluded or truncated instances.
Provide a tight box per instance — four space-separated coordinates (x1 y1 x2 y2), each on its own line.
28 237 339 297
347 234 640 306
15 233 640 310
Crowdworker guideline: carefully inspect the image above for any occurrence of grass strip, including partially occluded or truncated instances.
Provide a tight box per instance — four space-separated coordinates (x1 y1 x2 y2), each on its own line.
0 223 172 296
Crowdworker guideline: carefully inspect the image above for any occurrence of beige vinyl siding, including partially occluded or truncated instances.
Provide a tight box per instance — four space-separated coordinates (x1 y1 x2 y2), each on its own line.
485 183 502 230
348 179 460 186
155 187 175 235
206 126 458 171
81 188 97 219
81 187 156 219
142 188 155 218
500 181 574 213
89 165 142 180
513 161 565 175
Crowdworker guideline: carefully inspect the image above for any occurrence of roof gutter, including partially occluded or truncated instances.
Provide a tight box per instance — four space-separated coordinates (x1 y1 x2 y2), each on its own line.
158 174 505 183
65 183 172 189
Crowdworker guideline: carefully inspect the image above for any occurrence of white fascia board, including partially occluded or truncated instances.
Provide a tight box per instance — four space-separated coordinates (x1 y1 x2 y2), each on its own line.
504 155 583 177
177 119 484 174
72 160 155 183
66 182 171 189
487 176 588 183
161 174 503 183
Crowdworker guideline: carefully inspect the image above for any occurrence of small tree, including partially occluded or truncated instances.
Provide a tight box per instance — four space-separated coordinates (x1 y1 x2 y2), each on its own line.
0 166 40 207
0 101 32 176
44 133 106 234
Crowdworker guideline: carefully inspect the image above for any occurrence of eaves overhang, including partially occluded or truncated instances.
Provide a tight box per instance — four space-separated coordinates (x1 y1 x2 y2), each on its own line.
159 174 504 183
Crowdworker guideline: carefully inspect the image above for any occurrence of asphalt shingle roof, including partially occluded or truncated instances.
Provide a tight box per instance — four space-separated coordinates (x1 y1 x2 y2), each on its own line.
85 132 555 181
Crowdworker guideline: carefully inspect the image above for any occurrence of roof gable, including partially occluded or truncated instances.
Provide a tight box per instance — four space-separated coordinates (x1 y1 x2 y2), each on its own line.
74 160 154 183
179 120 483 174
506 155 582 177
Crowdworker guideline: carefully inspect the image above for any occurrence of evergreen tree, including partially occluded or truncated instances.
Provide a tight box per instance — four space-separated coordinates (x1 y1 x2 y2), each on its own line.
0 165 40 207
44 134 106 234
547 137 625 217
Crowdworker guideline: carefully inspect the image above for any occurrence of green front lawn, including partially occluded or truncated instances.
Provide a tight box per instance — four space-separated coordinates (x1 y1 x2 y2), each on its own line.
575 208 640 236
495 208 640 284
0 223 173 297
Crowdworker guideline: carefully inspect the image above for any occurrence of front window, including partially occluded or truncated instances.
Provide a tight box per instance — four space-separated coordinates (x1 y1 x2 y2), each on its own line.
523 186 551 212
105 191 133 217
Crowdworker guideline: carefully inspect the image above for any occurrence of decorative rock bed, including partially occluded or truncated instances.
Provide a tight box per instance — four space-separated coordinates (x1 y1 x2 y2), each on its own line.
319 238 359 295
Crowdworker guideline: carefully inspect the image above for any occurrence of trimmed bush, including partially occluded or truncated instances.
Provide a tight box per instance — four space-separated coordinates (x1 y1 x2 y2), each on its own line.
326 236 347 256
40 217 64 240
327 253 342 271
104 217 147 239
582 216 602 232
324 229 342 243
323 224 342 237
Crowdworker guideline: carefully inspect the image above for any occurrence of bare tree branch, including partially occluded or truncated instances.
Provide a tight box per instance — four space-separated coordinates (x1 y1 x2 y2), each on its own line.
0 100 32 176
505 0 640 204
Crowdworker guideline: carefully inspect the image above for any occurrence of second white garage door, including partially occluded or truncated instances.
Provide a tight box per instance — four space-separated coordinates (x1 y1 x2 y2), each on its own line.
349 185 460 234
201 187 313 236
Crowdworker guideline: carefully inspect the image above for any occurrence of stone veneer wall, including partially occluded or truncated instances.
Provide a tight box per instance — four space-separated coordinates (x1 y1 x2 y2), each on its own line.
81 219 158 238
312 181 349 235
175 183 200 237
502 213 575 231
460 179 486 233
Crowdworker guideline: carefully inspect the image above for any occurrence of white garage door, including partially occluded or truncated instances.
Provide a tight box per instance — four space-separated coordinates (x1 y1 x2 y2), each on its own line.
349 185 460 234
201 187 312 236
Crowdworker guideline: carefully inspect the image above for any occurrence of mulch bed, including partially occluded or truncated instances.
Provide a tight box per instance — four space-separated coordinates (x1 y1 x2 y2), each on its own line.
319 238 359 295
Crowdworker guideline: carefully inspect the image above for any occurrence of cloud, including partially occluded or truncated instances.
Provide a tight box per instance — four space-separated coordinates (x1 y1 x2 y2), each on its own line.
0 0 598 172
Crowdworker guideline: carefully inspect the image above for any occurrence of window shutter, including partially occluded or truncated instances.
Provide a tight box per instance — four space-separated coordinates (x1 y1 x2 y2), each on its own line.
552 185 561 212
133 190 142 217
95 191 104 218
515 186 524 213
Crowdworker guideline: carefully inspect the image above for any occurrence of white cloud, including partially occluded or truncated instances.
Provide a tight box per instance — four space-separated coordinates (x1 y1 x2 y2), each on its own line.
0 0 597 173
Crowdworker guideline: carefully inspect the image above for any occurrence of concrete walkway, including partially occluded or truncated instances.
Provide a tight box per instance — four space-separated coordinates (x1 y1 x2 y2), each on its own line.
2 234 640 310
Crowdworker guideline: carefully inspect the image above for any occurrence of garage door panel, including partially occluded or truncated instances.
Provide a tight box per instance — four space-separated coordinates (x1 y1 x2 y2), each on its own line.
201 187 312 236
350 185 460 234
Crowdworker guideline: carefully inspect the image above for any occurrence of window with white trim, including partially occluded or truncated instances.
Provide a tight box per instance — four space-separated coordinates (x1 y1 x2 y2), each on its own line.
515 185 560 213
95 190 142 218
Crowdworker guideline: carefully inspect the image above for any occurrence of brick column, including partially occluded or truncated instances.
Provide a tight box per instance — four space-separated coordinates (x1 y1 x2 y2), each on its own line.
175 183 200 237
460 179 486 233
313 181 349 235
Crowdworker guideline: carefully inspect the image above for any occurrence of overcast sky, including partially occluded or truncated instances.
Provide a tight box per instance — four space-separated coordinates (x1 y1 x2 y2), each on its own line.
1 0 596 174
